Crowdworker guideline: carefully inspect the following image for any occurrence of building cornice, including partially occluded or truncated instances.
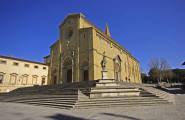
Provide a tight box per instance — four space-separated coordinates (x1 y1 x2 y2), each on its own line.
0 55 48 66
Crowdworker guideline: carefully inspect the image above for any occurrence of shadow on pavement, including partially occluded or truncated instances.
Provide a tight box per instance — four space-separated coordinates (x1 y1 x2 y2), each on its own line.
46 112 142 120
101 113 142 120
46 113 87 120
158 86 185 94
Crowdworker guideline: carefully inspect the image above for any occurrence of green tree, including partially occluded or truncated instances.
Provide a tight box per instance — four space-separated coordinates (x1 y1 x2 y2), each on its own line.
141 73 149 83
148 68 159 83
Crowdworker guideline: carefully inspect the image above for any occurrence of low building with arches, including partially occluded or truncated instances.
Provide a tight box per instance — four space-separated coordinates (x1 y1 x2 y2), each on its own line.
0 55 48 93
47 13 141 85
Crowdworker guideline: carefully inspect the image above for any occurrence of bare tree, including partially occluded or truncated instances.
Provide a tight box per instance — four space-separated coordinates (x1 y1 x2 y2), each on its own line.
148 58 160 83
160 58 170 82
163 69 174 83
148 58 160 70
148 58 173 83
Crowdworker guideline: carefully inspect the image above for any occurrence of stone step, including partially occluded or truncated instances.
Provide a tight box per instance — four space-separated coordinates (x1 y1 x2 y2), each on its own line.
0 95 79 102
96 82 121 87
63 86 138 91
3 98 78 102
143 89 168 96
76 99 167 105
91 86 138 90
140 94 156 97
89 91 140 98
81 96 162 101
5 96 169 110
75 102 170 109
0 83 171 110
23 103 72 110
14 101 74 109
75 101 170 109
14 100 76 105
6 96 164 103
2 95 157 102
9 89 79 94
89 89 141 94
77 100 170 105
5 94 79 97
75 102 169 108
89 95 159 99
3 94 157 102
28 104 72 110
0 97 77 101
90 89 140 93
10 97 167 108
97 79 115 83
0 94 78 99
140 92 155 97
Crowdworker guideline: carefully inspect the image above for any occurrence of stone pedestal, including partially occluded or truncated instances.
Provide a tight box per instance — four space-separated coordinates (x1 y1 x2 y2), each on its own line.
101 70 108 79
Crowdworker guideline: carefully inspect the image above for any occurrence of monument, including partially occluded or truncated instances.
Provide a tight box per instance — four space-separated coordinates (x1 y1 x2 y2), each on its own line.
46 13 142 85
101 52 108 79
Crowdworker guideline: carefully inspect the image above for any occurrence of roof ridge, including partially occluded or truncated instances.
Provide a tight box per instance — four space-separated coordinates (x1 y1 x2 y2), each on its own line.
0 55 47 65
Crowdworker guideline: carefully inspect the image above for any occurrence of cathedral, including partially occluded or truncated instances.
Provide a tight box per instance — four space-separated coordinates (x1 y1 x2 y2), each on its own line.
46 13 141 85
0 13 171 110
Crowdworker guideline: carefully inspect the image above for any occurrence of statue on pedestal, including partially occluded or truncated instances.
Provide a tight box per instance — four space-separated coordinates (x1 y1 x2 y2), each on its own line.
101 52 107 71
101 52 108 79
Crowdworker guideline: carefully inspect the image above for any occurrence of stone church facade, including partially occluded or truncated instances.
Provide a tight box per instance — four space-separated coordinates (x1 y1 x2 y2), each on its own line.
47 13 141 85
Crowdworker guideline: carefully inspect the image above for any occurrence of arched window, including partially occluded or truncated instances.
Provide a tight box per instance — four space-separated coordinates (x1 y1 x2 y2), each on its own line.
22 74 28 85
32 75 38 85
81 61 89 81
41 75 46 85
114 55 122 81
0 72 5 84
63 57 72 83
10 73 18 85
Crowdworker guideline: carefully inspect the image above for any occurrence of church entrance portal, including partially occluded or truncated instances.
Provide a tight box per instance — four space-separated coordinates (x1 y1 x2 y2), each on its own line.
67 69 72 83
83 70 89 81
63 57 73 83
53 76 57 84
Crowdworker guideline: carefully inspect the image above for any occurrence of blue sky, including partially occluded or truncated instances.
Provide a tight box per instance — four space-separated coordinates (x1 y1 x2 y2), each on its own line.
0 0 185 73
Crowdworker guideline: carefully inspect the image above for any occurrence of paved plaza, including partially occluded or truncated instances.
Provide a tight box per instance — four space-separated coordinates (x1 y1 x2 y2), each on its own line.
0 95 185 120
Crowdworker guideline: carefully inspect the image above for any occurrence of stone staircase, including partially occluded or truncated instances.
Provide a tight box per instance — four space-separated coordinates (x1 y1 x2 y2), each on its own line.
141 86 175 103
0 79 172 109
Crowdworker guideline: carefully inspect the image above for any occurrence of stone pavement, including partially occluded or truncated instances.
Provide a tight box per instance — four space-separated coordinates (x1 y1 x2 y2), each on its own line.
0 95 185 120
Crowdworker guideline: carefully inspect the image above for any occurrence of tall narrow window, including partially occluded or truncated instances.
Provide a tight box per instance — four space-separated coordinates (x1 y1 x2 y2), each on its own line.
22 74 28 85
53 76 57 84
41 77 46 85
32 75 38 85
10 73 18 85
0 72 5 84
83 70 89 81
